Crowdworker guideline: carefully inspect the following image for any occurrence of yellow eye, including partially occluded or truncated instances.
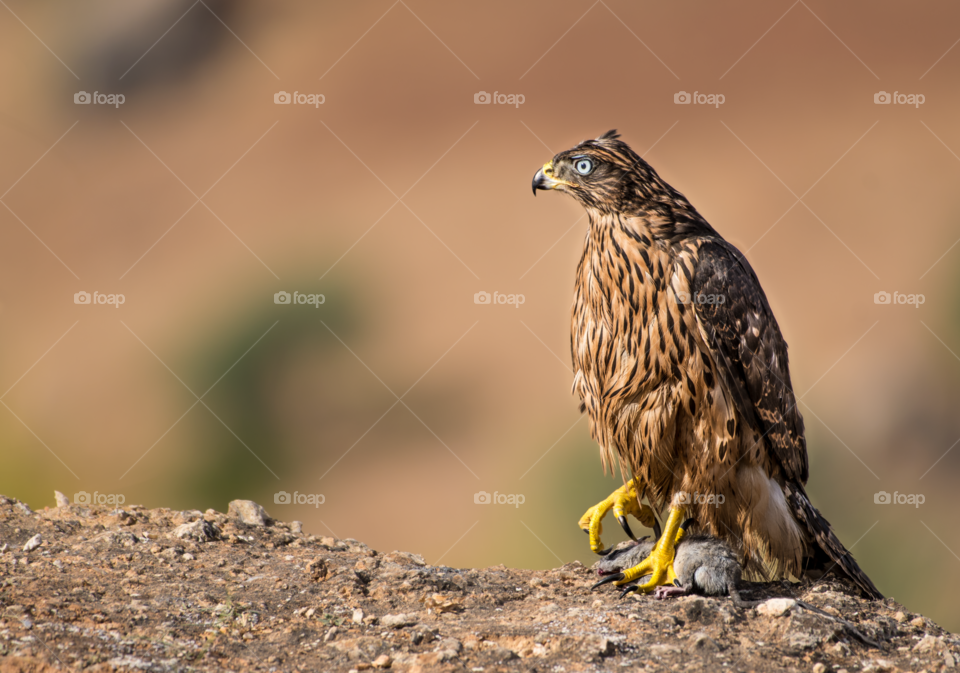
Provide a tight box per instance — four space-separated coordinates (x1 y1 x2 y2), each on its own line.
575 158 593 175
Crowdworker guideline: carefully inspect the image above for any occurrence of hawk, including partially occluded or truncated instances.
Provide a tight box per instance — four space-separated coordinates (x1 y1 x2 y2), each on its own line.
532 130 881 599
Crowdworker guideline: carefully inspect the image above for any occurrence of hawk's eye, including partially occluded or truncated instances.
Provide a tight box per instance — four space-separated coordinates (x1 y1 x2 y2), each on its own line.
574 158 594 175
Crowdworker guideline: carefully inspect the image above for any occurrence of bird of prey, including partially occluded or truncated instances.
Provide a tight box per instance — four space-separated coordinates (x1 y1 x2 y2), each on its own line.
532 130 882 599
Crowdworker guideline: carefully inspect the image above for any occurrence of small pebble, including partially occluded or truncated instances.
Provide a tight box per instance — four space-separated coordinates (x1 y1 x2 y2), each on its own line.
22 534 42 552
382 613 417 628
756 598 796 617
227 500 270 526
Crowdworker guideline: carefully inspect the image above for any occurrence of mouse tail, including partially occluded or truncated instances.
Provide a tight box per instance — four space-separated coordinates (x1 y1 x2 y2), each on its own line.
795 600 881 649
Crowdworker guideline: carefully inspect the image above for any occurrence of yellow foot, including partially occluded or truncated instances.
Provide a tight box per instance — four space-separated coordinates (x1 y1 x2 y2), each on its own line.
578 479 657 554
592 507 688 595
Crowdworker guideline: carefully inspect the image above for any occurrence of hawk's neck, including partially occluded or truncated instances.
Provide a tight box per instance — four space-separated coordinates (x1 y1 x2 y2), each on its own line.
584 201 716 245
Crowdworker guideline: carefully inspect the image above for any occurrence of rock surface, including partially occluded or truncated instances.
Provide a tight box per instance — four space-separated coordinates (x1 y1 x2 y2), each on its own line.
0 493 957 672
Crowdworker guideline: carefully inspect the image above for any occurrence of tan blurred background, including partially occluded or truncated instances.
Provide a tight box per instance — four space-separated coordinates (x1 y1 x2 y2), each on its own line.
2 0 959 631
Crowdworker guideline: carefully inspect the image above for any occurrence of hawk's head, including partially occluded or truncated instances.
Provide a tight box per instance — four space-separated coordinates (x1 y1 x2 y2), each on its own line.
532 130 670 214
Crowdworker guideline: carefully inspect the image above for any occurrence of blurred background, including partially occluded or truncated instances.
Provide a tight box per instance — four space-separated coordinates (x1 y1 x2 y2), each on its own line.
1 0 959 631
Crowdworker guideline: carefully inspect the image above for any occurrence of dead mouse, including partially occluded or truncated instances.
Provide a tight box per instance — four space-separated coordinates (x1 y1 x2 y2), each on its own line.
593 519 879 648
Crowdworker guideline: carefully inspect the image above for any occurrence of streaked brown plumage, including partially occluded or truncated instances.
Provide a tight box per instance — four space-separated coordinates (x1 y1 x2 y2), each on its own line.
533 130 881 599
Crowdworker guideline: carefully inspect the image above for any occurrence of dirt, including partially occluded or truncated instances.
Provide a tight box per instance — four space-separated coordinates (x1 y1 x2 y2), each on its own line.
0 494 957 673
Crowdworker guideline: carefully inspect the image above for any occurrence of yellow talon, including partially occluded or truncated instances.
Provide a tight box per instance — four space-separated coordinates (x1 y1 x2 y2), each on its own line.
614 506 686 591
578 479 657 554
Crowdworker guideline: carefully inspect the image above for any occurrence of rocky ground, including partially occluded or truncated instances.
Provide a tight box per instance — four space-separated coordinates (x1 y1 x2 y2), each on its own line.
0 494 957 673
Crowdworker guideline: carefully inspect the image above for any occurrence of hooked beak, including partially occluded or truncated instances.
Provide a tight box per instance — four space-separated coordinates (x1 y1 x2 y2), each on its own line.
532 160 575 196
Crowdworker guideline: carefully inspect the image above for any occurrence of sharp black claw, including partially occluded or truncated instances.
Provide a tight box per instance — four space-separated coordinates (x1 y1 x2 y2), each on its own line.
617 515 637 541
591 573 625 590
618 585 639 600
595 547 614 556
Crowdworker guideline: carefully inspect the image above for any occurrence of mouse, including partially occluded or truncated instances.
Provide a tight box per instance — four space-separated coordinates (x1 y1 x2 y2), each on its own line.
593 519 879 648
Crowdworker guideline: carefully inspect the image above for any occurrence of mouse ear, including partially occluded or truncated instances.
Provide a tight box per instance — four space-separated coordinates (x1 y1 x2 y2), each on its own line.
597 129 620 141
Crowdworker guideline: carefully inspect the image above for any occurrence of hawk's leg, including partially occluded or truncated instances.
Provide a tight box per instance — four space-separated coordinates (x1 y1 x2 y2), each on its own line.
593 506 687 594
578 479 658 554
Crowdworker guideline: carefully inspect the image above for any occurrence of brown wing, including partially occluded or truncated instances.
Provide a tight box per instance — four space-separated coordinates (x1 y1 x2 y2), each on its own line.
691 239 808 485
